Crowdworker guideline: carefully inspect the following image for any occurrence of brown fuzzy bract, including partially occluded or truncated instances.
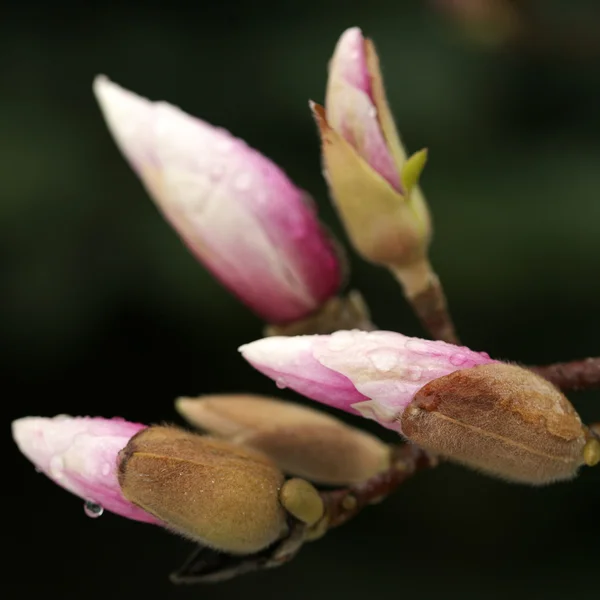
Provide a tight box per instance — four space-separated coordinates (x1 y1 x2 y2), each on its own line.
117 426 287 554
177 394 390 485
400 364 586 484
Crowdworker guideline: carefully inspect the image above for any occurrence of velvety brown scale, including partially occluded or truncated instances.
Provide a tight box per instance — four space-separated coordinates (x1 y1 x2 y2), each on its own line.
400 364 586 484
118 426 287 554
177 394 390 485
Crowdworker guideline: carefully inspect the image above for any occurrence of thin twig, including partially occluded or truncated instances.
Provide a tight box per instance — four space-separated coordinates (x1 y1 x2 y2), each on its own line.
390 261 460 345
320 444 437 529
528 358 600 392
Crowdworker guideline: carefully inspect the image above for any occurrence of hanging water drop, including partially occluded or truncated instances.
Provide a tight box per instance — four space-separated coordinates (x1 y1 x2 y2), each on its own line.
275 378 287 390
84 500 104 519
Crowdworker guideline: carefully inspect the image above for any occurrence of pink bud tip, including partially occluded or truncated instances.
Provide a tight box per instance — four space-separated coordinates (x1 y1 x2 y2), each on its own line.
93 76 342 325
239 330 497 432
12 415 160 524
325 28 402 192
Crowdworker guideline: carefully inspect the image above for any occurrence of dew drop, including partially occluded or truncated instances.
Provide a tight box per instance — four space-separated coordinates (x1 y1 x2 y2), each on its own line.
276 378 287 390
367 106 377 119
101 463 111 477
450 353 467 366
405 339 430 355
327 330 356 351
49 456 64 479
367 348 398 372
84 500 104 519
54 414 72 421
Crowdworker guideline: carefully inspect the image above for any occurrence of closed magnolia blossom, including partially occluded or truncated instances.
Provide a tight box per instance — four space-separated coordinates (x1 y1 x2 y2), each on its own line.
240 329 496 429
311 27 431 271
12 416 296 552
240 330 588 484
93 76 342 325
11 415 158 523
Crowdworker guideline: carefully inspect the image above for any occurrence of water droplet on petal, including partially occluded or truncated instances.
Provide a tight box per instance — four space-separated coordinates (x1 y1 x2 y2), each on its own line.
49 456 64 480
84 501 104 519
327 330 356 351
101 463 111 477
450 353 467 366
367 348 398 372
367 106 377 119
276 378 287 390
405 339 430 355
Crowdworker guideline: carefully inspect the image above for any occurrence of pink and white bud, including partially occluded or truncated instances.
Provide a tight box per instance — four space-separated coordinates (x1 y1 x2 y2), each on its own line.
326 27 402 192
312 28 431 270
12 415 159 524
93 76 342 325
239 330 497 431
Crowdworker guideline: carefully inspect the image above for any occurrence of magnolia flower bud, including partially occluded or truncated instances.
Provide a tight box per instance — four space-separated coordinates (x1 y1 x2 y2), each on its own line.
311 27 431 270
93 76 342 325
239 330 495 430
118 426 288 554
239 331 589 484
11 415 159 524
401 364 587 484
176 393 390 485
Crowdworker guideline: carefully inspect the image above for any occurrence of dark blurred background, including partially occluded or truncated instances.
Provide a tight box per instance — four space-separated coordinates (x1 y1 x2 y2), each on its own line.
3 1 599 598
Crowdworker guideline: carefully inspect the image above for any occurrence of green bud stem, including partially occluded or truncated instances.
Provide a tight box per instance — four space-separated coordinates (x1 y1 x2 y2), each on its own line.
389 259 459 345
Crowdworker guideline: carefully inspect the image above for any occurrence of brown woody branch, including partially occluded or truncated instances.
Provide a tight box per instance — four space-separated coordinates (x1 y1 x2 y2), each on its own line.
320 444 437 529
528 357 600 392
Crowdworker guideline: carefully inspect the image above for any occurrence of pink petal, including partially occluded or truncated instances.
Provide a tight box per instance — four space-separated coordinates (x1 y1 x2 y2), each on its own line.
326 28 402 192
12 415 160 524
93 76 341 324
239 335 368 412
328 27 372 96
240 330 498 432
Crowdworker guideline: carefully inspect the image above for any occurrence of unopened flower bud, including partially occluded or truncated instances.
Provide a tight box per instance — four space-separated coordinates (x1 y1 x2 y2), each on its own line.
117 426 287 554
401 364 587 484
93 76 342 326
279 478 324 526
11 415 159 524
239 330 495 430
176 393 390 485
312 27 431 270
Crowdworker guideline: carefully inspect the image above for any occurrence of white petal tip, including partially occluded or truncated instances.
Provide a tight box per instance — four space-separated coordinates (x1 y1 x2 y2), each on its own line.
239 335 317 367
